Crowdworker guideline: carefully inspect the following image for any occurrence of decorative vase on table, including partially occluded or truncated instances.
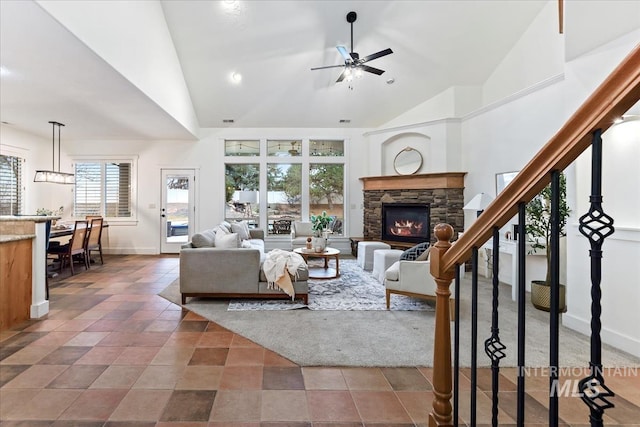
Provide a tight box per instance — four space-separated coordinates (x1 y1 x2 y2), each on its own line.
311 237 327 252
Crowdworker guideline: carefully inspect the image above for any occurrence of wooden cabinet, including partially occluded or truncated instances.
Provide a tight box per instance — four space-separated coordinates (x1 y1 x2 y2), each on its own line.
0 238 33 330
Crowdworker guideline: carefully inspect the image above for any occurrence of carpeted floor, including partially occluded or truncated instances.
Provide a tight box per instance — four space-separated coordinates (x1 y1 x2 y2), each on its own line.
159 260 640 368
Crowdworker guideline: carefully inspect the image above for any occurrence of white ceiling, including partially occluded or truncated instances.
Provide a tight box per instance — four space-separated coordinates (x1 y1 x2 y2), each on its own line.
0 0 549 141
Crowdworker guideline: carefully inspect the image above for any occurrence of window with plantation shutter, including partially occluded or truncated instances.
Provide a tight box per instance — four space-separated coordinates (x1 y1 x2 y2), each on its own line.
74 158 135 219
0 154 23 215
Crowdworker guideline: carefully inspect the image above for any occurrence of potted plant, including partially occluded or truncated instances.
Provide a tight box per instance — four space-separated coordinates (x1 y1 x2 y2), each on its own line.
310 211 332 251
525 172 571 312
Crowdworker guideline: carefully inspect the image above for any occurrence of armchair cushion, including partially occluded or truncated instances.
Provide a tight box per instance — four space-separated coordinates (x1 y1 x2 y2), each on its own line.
399 242 431 261
292 221 313 237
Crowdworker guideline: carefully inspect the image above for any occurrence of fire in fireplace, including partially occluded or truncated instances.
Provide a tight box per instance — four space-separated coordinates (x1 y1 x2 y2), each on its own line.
381 203 431 244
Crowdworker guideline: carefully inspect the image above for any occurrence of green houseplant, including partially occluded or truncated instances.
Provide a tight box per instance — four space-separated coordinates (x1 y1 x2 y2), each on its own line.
525 172 571 311
310 211 332 237
309 211 332 251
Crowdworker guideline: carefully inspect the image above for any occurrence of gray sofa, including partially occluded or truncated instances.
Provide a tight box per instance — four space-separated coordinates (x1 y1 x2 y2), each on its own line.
179 226 309 304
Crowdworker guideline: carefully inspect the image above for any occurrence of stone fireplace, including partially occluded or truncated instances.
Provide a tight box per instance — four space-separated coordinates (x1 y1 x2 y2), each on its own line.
360 173 466 244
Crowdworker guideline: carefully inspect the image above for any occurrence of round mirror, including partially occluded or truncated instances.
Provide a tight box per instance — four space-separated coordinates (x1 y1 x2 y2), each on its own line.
393 147 423 175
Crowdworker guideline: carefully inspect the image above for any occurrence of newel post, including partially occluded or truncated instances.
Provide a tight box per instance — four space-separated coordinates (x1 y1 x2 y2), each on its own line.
429 223 455 427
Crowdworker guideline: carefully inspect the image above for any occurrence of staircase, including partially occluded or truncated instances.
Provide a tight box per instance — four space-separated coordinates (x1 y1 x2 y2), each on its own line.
427 44 640 427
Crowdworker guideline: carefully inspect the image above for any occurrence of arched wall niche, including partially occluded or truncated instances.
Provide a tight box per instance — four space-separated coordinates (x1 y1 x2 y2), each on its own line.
381 132 431 176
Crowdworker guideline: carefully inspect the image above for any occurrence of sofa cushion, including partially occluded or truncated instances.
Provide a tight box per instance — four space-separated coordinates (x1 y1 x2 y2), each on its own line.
216 229 240 248
220 221 232 233
384 261 400 281
400 242 430 261
191 229 216 248
231 220 251 240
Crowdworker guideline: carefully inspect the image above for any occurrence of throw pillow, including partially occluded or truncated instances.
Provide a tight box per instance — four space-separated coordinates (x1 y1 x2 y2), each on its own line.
219 221 232 233
191 229 216 248
416 246 430 261
231 220 251 240
216 229 240 248
400 242 431 261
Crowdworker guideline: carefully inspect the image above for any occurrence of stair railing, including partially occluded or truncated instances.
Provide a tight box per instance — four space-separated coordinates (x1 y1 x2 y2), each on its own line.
428 44 640 427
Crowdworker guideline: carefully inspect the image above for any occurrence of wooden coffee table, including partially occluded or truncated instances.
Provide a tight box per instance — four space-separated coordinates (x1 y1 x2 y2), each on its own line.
294 247 340 279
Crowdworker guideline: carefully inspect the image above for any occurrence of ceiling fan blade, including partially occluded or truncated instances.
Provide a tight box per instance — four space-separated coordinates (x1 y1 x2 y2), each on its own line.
361 48 393 63
336 45 351 61
311 64 346 71
336 69 348 83
360 64 385 75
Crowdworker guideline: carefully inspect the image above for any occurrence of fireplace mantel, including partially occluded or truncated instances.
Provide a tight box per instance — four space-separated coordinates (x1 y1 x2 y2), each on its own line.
359 172 466 191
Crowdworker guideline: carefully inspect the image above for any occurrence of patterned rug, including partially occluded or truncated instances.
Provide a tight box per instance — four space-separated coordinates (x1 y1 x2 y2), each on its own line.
227 258 435 311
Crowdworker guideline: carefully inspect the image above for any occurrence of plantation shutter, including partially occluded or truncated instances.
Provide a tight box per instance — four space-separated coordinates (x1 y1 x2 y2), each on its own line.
74 161 132 218
0 155 23 215
105 162 131 217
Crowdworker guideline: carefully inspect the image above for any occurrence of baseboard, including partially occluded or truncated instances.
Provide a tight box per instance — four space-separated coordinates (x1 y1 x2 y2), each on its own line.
103 247 158 255
563 313 640 358
31 300 49 318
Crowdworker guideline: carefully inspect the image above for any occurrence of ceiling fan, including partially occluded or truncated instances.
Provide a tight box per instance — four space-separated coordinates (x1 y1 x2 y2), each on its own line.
311 11 393 83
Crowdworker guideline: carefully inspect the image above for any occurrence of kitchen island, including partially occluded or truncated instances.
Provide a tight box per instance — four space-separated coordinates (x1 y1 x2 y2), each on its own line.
0 215 59 329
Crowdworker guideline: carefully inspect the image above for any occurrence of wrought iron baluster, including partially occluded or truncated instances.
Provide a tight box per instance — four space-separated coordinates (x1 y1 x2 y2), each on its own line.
549 170 561 427
484 227 506 427
454 263 461 427
578 128 615 427
471 247 479 426
517 204 527 426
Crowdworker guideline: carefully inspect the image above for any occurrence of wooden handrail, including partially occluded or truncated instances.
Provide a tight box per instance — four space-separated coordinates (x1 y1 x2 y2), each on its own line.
438 44 640 274
428 44 640 427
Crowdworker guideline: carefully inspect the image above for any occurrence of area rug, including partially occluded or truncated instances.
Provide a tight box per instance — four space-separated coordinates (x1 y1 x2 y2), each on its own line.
227 258 434 311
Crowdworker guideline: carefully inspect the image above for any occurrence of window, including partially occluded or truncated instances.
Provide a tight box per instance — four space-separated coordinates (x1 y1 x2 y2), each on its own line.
225 163 260 227
310 140 344 156
267 140 302 157
225 140 260 156
0 154 23 215
267 163 301 232
310 163 344 235
224 139 346 236
73 159 135 219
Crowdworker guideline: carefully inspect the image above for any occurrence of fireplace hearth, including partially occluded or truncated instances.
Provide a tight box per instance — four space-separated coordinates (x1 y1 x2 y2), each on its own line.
382 203 430 244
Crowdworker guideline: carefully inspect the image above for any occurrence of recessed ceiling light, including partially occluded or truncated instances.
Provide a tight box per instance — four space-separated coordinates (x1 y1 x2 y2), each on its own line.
230 72 242 83
386 78 395 85
223 119 235 123
222 0 239 8
339 119 351 123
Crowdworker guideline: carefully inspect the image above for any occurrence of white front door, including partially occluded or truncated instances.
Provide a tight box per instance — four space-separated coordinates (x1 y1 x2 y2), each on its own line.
161 169 195 254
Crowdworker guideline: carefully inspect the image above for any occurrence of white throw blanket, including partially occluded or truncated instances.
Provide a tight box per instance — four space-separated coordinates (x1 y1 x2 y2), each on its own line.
263 249 307 300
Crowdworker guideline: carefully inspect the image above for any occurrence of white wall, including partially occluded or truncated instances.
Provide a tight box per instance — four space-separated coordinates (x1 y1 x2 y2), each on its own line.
563 32 640 356
37 0 199 137
482 0 564 105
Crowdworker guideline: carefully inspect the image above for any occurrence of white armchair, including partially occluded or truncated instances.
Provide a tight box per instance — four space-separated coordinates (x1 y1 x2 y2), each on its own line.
290 221 314 250
383 259 455 319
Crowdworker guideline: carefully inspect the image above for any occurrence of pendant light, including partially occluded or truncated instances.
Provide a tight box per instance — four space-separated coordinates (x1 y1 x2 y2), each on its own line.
34 121 74 184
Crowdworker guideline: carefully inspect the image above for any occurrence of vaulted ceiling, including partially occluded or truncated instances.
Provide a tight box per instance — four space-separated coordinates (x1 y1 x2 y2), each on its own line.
2 0 553 140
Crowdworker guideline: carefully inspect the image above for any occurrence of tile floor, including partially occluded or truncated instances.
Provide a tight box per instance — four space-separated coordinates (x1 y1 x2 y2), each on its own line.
1 255 638 426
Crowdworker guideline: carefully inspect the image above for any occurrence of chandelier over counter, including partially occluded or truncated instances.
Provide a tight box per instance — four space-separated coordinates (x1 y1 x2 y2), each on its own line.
34 121 75 184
